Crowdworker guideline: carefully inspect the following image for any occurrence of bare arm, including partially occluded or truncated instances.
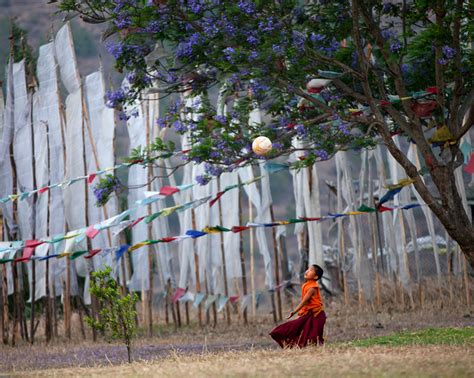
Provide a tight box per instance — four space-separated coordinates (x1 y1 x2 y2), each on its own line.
287 288 316 319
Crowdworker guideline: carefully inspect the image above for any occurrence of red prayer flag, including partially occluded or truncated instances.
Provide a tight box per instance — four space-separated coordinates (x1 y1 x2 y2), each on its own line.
299 217 321 221
426 86 438 94
209 191 225 207
172 287 186 303
229 296 239 304
377 205 394 212
84 249 102 259
464 153 474 175
87 173 97 184
160 237 177 243
231 226 250 233
16 240 41 262
380 100 390 107
86 225 100 239
159 186 180 196
39 186 49 194
129 216 145 229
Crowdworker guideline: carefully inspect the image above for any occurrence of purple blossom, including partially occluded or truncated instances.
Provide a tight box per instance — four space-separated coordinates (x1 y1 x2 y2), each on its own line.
295 124 307 138
258 17 277 32
188 0 205 14
248 51 259 61
292 31 306 51
157 117 167 128
390 40 402 53
214 115 228 124
337 122 351 136
223 47 237 62
382 2 395 14
204 163 222 176
438 58 448 65
314 150 329 160
114 15 132 29
195 175 211 185
381 29 397 40
105 89 126 108
144 20 162 33
203 23 219 37
310 33 324 44
442 45 456 59
237 0 256 15
246 35 259 45
173 119 187 133
272 44 284 56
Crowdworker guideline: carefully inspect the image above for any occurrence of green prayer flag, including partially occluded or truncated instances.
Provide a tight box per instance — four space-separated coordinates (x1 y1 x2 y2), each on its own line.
358 204 376 213
69 250 88 260
288 218 307 224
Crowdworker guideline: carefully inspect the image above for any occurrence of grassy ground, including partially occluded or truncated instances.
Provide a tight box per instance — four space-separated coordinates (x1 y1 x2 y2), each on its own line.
1 305 472 373
11 328 474 377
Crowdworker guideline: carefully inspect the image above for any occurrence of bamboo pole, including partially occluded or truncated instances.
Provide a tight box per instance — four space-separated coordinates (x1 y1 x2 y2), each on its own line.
217 178 231 325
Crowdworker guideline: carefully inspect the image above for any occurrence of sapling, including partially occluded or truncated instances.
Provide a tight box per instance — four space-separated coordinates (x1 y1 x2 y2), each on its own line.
86 267 138 363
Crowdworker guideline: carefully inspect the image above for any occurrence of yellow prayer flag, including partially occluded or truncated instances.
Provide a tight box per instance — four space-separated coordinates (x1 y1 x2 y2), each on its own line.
386 177 415 190
202 227 221 234
129 241 150 252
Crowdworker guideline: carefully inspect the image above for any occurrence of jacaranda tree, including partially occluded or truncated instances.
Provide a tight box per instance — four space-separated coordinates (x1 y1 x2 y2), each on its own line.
57 0 474 267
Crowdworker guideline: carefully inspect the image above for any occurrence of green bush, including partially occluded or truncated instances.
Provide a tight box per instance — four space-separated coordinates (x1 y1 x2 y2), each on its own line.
86 267 138 363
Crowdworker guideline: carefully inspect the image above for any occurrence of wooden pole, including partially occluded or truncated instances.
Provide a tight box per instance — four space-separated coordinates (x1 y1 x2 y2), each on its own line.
217 178 231 325
248 193 256 319
191 210 202 326
462 246 471 309
1 263 8 345
374 205 385 274
11 261 19 346
398 211 414 309
185 301 190 326
29 89 37 345
238 190 248 325
339 220 349 306
269 205 282 321
43 121 52 343
144 101 154 337
64 259 71 339
9 98 21 344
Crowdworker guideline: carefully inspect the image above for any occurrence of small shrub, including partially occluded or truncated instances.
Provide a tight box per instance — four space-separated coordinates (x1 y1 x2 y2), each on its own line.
86 267 138 363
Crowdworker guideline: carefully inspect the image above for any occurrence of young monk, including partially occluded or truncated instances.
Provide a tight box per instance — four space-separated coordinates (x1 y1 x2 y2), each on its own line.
269 264 326 348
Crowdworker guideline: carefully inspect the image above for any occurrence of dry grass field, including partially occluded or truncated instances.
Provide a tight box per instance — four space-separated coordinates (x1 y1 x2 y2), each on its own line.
0 303 472 377
10 332 474 377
